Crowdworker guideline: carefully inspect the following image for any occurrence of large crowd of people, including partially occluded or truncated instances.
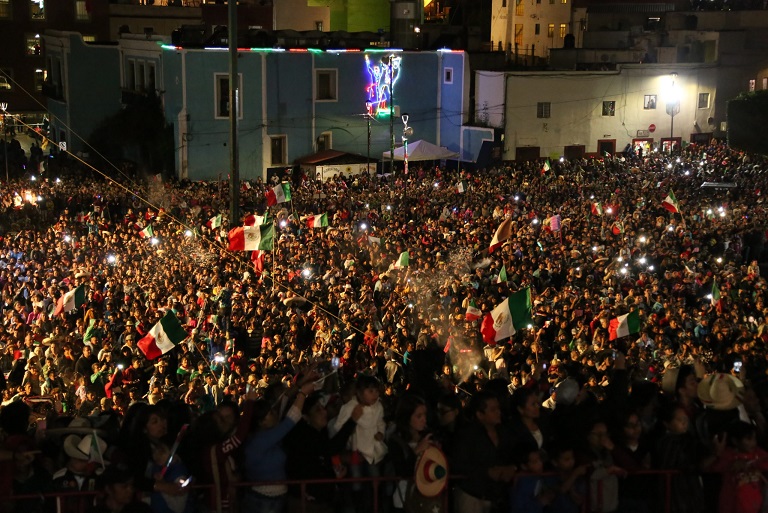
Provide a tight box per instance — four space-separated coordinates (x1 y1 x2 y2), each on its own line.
1 139 768 513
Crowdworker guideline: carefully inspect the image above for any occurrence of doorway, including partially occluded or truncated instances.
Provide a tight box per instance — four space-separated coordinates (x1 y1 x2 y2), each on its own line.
631 138 654 157
597 139 616 157
563 145 585 160
515 146 540 162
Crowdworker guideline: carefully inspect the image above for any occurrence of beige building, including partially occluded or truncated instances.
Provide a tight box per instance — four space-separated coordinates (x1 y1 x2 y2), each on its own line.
490 0 572 59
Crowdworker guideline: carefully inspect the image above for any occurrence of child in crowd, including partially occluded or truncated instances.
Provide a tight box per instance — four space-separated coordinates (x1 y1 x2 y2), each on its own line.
509 446 549 513
149 442 192 513
543 445 587 513
331 375 387 508
709 421 768 513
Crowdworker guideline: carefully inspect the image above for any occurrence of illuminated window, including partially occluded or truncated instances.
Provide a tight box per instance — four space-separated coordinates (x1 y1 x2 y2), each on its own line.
537 102 551 118
515 25 524 47
34 68 46 92
316 132 331 152
547 24 554 37
215 73 243 118
0 0 10 19
270 135 287 165
763 77 767 90
315 69 337 101
602 101 615 116
748 80 755 92
75 0 89 21
30 0 44 20
515 0 524 16
561 0 567 3
698 92 710 109
559 23 567 38
26 34 42 56
82 35 96 42
0 69 12 91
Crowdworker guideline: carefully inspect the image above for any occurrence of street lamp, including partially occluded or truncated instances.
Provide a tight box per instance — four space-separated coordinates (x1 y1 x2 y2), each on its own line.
1 102 8 182
401 114 413 176
665 72 680 153
365 101 372 177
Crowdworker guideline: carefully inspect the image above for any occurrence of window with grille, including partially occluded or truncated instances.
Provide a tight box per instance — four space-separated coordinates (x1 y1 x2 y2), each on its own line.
537 102 551 118
559 23 567 38
270 136 287 165
515 24 524 47
215 73 243 118
698 92 710 108
315 69 337 101
515 0 524 16
547 24 554 37
30 0 44 20
75 0 89 21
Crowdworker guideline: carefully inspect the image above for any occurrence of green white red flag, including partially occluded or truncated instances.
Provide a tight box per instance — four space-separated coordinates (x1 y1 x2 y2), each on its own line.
138 312 188 360
265 183 291 206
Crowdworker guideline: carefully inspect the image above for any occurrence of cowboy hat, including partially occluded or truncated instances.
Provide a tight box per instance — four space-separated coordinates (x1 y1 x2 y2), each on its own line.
661 366 681 396
63 433 107 462
415 446 448 497
697 373 744 411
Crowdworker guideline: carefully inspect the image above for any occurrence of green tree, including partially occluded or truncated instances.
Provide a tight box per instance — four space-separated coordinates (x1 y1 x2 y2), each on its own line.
88 92 174 178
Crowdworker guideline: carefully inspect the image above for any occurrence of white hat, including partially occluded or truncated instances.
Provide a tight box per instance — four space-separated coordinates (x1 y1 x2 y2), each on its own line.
63 433 107 462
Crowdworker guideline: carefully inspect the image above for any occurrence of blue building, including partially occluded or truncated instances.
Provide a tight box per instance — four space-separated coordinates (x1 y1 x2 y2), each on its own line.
43 32 491 180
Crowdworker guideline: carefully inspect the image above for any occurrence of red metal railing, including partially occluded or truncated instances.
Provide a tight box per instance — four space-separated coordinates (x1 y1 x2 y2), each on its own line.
7 469 682 513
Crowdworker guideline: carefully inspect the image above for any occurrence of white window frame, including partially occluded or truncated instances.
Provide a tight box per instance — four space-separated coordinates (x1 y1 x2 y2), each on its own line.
270 135 287 166
444 67 453 84
698 92 710 109
316 131 332 152
315 69 338 102
536 102 551 118
214 73 244 119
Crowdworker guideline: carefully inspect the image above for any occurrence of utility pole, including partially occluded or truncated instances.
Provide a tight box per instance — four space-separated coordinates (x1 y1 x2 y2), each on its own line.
365 102 372 176
1 103 8 183
389 54 395 178
228 0 240 222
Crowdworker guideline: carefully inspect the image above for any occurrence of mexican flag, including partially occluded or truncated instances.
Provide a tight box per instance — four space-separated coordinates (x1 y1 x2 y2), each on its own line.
54 285 86 316
480 288 532 344
207 214 222 229
252 249 266 275
265 183 291 206
227 225 275 251
591 202 603 216
662 190 681 214
612 221 624 236
497 264 508 283
465 299 482 321
244 213 269 226
542 159 551 173
392 251 409 269
489 217 514 253
140 225 154 238
711 279 721 307
457 180 468 194
368 236 381 245
137 312 188 360
608 311 641 341
306 213 328 228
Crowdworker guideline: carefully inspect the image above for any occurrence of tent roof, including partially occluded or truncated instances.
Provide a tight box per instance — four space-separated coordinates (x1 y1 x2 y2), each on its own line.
381 140 459 161
295 150 376 166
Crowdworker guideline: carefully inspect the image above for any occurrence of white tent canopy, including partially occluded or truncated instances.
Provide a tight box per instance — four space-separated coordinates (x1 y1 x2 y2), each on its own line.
381 139 459 161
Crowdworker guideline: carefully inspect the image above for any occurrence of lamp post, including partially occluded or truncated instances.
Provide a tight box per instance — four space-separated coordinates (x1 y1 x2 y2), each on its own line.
665 72 680 153
389 54 395 178
401 114 412 176
365 101 372 177
1 102 8 183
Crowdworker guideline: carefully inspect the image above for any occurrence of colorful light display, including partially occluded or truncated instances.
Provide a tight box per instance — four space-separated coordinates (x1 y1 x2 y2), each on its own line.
365 53 401 117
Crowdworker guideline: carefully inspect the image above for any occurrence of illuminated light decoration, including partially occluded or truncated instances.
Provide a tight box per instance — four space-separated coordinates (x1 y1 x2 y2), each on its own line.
289 48 309 52
365 53 402 116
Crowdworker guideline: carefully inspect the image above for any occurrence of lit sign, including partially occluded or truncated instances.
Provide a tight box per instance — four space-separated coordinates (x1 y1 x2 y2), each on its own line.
365 53 401 117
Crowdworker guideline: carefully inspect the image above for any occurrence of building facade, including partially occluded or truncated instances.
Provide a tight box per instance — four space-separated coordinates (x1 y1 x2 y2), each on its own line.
490 0 572 59
44 31 484 180
476 64 720 160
